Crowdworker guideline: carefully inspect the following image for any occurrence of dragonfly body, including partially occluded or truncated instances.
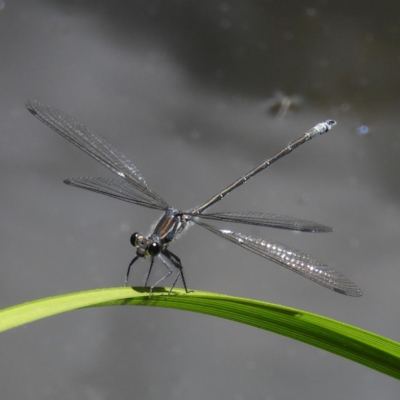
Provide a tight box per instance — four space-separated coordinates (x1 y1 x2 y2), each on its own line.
128 207 191 289
26 100 362 297
143 208 187 253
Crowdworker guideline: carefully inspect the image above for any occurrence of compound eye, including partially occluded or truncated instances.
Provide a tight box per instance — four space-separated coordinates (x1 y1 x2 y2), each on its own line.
148 242 161 256
130 232 141 247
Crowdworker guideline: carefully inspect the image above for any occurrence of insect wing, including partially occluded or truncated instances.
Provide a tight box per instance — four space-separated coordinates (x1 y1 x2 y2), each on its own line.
195 220 362 296
65 177 168 210
197 211 332 232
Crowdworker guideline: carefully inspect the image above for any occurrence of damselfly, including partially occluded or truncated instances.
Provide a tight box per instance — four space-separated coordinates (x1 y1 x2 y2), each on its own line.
26 100 362 297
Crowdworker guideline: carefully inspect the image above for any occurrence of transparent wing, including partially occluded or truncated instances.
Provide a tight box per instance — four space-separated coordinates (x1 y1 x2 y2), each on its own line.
195 220 362 297
64 177 168 210
26 99 167 207
196 211 332 232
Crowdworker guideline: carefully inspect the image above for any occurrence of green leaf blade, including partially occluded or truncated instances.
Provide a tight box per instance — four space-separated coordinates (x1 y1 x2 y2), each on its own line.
0 287 399 379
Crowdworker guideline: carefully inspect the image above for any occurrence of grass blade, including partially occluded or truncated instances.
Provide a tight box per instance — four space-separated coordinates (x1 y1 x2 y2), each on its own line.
0 287 399 378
